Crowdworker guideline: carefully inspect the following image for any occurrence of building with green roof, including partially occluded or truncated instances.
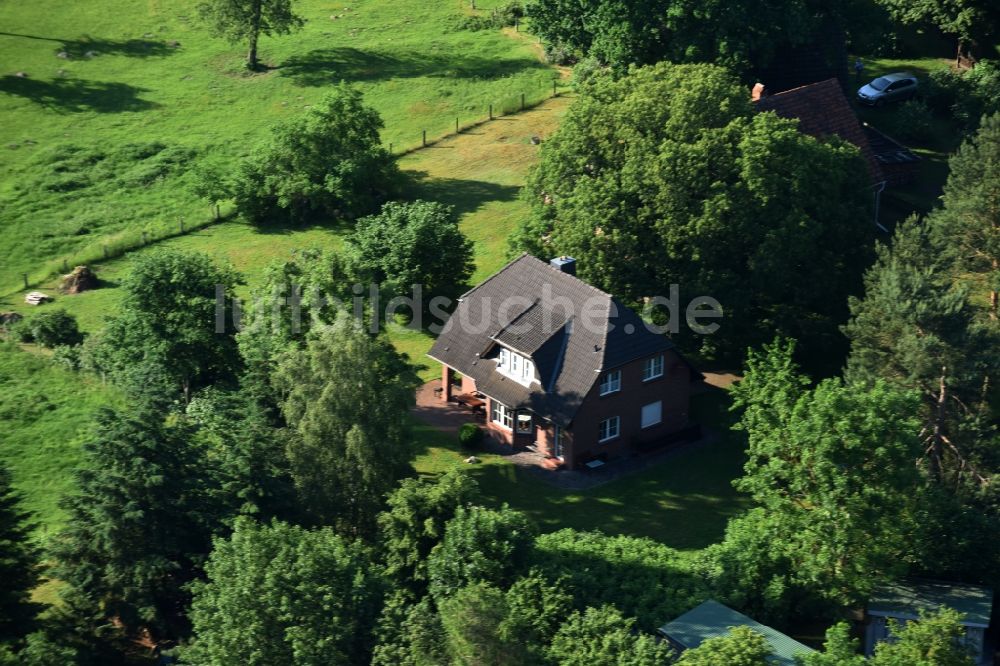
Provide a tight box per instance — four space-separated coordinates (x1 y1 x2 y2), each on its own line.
658 599 815 665
864 579 994 665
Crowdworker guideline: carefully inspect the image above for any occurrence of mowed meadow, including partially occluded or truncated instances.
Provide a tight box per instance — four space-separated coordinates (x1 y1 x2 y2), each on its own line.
0 0 559 293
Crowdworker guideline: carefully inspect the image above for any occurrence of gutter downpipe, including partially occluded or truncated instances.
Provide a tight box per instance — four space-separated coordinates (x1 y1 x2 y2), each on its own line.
873 180 888 233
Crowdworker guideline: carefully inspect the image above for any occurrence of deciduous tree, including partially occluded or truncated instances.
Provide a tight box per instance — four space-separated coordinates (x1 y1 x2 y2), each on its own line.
870 609 975 666
678 626 771 665
198 0 303 70
547 605 672 666
186 517 383 666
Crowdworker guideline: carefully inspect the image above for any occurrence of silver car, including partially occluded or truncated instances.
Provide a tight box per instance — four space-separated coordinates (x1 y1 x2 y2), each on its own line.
857 72 919 106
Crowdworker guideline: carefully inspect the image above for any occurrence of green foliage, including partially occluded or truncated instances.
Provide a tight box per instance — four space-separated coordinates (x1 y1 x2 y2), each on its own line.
457 2 525 31
889 99 935 142
514 61 872 363
924 62 1000 131
48 406 218 635
706 340 925 621
275 313 419 535
198 0 304 69
15 310 83 348
678 626 771 665
876 0 1000 58
458 422 483 448
186 517 384 666
869 608 975 666
531 529 708 631
83 249 243 401
797 622 866 665
232 85 398 225
347 200 474 307
501 571 574 656
370 593 448 666
547 605 672 666
0 462 39 643
427 504 534 599
526 0 870 73
438 583 515 666
377 469 480 596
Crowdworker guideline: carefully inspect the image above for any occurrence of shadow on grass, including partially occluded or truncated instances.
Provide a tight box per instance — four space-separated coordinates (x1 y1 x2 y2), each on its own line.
280 46 548 86
0 31 176 58
0 75 158 113
401 172 520 217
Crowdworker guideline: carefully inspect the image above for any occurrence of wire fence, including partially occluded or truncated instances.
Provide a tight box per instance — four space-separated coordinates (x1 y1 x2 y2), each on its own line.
6 77 568 297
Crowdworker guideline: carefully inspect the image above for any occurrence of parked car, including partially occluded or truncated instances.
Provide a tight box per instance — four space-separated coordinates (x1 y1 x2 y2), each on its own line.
857 72 919 106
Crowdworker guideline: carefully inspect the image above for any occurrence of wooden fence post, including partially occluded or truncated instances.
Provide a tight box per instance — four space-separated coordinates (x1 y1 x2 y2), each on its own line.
142 231 148 245
103 245 108 260
389 142 393 154
23 274 28 289
489 104 493 120
180 218 185 233
456 117 459 134
62 259 68 272
553 80 557 96
422 130 427 147
521 93 525 110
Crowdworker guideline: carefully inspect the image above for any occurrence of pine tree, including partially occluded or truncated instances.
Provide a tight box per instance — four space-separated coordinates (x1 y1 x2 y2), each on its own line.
0 462 39 644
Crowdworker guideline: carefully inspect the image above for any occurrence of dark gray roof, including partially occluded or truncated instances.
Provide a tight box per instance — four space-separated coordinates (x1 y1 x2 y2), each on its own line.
428 254 676 426
868 579 994 627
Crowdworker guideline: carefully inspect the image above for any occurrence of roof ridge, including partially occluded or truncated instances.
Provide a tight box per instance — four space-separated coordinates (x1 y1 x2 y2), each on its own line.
458 252 531 300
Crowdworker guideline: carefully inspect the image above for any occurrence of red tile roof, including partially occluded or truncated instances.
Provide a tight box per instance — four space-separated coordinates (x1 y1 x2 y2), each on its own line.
755 78 884 184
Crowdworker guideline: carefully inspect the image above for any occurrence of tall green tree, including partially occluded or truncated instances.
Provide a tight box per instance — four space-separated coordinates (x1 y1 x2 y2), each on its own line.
797 622 866 666
513 62 872 364
426 505 534 600
232 85 398 225
186 517 384 666
934 112 1000 320
547 605 672 666
274 313 419 535
84 249 243 403
876 0 1000 62
346 200 475 310
678 626 771 666
377 469 480 597
706 340 925 621
198 0 303 70
49 407 217 638
0 462 39 645
438 583 517 666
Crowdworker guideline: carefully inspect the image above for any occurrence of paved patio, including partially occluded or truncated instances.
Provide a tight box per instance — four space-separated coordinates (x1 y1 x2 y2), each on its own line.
412 379 718 491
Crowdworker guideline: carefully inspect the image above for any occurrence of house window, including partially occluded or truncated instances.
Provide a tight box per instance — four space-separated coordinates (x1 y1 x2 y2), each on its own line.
491 401 513 430
516 412 532 434
496 346 535 386
599 370 621 396
643 355 664 381
598 416 620 443
641 401 662 429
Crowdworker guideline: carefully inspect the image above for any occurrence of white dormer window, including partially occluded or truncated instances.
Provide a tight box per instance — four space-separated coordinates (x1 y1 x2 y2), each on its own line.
643 355 664 381
496 346 535 386
599 370 621 396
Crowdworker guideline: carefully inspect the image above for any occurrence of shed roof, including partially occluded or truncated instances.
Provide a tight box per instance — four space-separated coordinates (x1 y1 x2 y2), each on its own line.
868 580 994 628
755 78 885 184
659 600 815 666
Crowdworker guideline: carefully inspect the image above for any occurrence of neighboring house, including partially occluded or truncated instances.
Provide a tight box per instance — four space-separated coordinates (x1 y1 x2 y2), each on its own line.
864 579 994 664
753 78 892 229
428 254 699 470
754 78 885 185
659 600 816 665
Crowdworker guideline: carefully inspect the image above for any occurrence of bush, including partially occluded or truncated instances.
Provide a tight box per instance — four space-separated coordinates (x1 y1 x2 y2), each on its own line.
456 2 524 31
18 310 83 348
571 56 606 90
890 99 935 143
459 423 483 448
924 61 1000 131
51 344 82 371
544 42 577 66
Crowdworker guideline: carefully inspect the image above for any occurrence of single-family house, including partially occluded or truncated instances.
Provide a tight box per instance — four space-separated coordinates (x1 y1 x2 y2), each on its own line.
864 579 994 664
428 254 699 470
659 599 816 665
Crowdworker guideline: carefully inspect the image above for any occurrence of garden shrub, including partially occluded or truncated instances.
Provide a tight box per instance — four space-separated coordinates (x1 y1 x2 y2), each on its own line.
457 2 524 31
459 422 483 448
17 310 83 348
924 61 1000 131
891 99 934 143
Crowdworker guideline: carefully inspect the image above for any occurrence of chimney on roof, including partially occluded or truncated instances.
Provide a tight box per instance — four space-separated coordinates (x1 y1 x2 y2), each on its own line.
550 256 576 275
751 82 766 102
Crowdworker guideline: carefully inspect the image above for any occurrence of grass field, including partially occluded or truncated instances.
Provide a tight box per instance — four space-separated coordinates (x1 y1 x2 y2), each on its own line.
0 0 560 293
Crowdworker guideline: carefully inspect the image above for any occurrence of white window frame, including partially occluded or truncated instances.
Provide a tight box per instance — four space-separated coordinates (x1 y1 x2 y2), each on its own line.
598 416 620 443
495 346 535 387
641 401 662 429
643 355 664 381
516 412 533 434
599 369 621 396
491 401 513 430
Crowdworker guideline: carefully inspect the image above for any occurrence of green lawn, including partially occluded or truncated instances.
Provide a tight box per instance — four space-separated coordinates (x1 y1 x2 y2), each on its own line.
412 386 750 550
0 0 559 293
0 344 120 539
